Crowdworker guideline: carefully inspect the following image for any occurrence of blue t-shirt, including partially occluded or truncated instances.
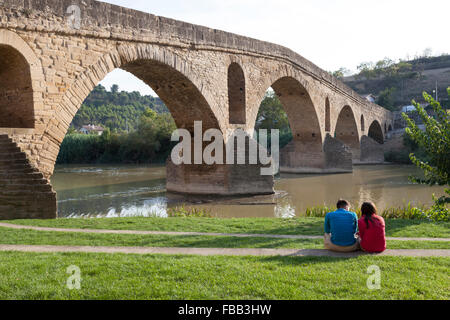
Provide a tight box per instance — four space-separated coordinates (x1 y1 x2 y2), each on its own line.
324 209 358 246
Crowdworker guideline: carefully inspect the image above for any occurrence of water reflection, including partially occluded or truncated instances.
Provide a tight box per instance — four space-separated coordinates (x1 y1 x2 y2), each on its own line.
51 164 446 218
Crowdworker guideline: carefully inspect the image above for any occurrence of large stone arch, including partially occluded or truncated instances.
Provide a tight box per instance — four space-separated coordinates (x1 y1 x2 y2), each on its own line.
38 44 222 177
0 29 43 129
334 105 360 160
368 120 384 144
252 76 324 171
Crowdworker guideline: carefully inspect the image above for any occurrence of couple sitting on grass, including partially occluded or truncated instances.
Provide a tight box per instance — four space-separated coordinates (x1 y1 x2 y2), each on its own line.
324 199 386 253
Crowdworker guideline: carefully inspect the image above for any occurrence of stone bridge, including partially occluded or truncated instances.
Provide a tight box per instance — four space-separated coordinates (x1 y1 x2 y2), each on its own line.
0 0 393 219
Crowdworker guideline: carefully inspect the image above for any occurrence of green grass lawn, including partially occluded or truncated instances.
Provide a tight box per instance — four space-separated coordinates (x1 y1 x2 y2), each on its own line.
0 252 448 300
1 217 448 300
5 217 450 238
0 227 449 249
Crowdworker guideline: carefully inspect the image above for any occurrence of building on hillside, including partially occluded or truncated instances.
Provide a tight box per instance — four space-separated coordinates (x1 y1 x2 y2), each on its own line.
361 94 376 103
80 125 104 136
401 105 416 113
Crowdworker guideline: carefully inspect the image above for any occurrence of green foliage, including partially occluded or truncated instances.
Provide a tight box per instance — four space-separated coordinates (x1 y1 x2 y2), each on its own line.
71 85 168 132
376 87 397 110
402 88 450 206
305 203 448 222
255 91 293 149
57 109 176 164
329 68 350 79
167 206 213 218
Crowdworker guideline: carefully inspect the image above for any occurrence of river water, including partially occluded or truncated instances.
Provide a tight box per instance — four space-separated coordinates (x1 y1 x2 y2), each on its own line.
51 164 446 218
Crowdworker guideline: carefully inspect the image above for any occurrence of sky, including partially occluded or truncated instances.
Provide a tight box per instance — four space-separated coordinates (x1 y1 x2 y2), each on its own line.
98 0 450 96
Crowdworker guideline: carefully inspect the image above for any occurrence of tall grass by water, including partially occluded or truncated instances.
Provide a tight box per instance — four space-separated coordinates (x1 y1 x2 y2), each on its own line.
305 202 448 222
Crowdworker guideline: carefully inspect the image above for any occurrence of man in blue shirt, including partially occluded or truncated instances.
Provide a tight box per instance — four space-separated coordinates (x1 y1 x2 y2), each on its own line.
324 199 360 252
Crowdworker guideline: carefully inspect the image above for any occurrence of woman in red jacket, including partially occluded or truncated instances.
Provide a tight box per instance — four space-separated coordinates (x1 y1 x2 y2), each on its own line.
358 202 386 253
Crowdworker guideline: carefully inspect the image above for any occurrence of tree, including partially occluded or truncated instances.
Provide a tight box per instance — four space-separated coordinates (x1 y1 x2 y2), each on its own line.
111 84 119 94
376 87 397 111
357 62 376 79
402 88 450 205
255 91 293 148
329 68 351 79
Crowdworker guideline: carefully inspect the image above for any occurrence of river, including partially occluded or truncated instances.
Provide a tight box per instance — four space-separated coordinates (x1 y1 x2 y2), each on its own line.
51 164 446 218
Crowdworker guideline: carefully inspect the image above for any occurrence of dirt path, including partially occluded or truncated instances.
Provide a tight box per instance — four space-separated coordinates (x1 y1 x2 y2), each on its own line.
1 222 449 242
1 244 449 257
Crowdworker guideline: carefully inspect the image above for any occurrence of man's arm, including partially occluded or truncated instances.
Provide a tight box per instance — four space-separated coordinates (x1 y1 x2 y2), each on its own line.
324 214 331 234
353 213 359 234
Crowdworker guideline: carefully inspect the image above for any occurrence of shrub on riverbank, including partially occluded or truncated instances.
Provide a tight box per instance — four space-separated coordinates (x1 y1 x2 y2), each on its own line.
305 203 448 222
57 109 176 164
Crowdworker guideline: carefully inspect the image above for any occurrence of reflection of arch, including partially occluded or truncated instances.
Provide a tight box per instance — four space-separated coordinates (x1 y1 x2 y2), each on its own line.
361 115 365 132
335 105 360 159
0 30 43 128
325 97 331 132
228 62 246 124
368 121 384 144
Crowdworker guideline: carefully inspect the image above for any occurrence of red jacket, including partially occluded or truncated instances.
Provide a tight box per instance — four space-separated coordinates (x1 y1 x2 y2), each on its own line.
358 215 386 253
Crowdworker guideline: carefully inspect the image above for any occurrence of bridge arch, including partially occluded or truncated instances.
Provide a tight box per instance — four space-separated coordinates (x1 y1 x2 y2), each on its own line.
228 62 246 125
269 77 322 149
0 30 43 129
252 76 324 171
40 44 222 176
368 120 384 144
334 105 360 159
361 115 365 132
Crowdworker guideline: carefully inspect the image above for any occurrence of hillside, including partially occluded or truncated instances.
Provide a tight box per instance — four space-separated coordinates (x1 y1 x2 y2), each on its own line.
342 55 450 110
71 85 168 132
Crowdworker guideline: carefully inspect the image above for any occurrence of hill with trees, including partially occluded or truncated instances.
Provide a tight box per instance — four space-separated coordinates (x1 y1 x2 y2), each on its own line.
70 84 168 132
334 53 450 111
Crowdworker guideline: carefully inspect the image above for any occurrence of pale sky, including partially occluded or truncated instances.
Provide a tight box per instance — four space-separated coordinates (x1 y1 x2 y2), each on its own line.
98 0 450 96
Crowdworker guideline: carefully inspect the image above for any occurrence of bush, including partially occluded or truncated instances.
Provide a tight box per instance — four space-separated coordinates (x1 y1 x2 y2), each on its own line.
304 203 448 222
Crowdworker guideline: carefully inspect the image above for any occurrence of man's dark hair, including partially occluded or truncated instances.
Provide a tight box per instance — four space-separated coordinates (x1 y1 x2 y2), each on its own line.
337 199 350 209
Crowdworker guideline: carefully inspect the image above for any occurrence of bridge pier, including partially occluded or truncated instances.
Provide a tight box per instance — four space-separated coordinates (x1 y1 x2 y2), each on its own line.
0 134 57 220
280 135 353 174
166 134 275 196
166 160 274 196
358 135 385 164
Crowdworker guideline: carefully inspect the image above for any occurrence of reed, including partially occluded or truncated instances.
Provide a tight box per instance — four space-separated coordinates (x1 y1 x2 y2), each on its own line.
303 202 448 222
167 206 213 218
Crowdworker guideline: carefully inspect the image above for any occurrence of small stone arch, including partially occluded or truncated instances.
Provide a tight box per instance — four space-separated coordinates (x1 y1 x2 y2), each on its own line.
368 120 384 144
361 115 365 132
228 62 246 125
0 30 43 129
334 105 360 159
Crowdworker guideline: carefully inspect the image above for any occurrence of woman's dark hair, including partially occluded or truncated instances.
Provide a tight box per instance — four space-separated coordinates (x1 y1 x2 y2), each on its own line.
361 202 377 229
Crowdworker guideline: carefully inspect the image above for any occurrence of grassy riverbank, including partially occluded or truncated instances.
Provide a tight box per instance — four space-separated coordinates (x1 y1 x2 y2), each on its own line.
1 227 448 249
0 252 448 300
5 217 450 238
1 217 448 300
1 217 449 250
